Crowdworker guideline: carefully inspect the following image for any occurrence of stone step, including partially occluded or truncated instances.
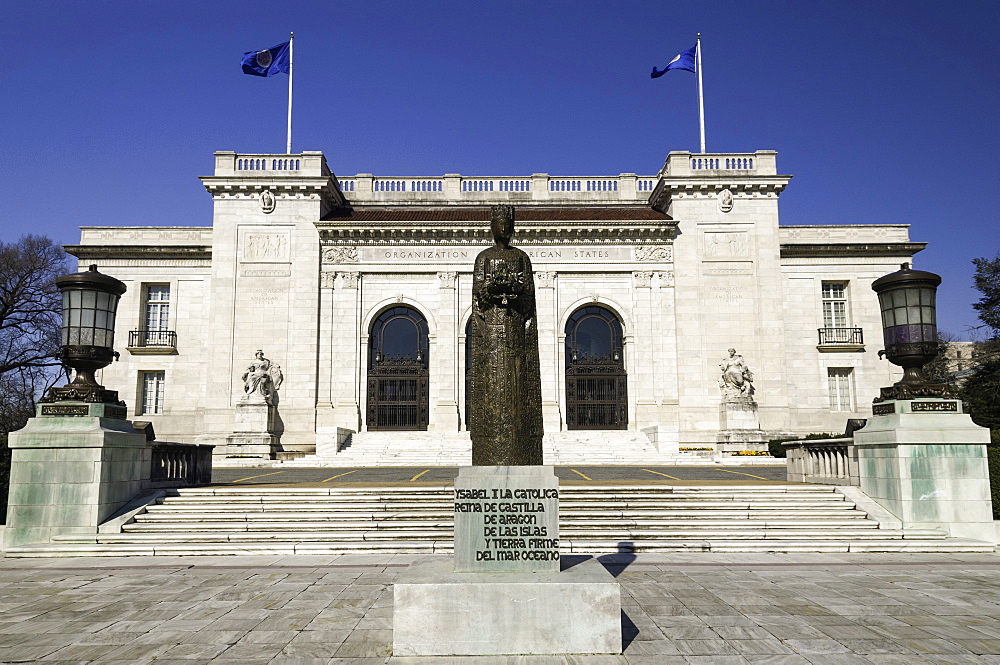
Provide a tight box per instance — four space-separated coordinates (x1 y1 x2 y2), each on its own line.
9 537 994 557
5 484 990 558
72 527 947 542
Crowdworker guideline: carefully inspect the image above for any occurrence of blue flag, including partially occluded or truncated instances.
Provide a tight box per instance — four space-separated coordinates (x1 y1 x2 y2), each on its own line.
651 45 696 78
242 41 290 77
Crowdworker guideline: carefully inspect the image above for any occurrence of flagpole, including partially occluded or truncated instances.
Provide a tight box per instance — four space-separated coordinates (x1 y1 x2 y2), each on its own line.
696 33 706 153
286 32 294 154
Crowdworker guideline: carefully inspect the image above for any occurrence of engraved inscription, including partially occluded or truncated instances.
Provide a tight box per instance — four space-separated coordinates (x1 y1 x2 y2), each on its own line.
455 487 560 564
41 404 89 416
872 403 896 416
911 401 958 413
245 287 286 306
714 286 745 303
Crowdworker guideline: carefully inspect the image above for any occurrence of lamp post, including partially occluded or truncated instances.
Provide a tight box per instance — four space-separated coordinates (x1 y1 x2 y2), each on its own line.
39 264 127 406
871 262 956 401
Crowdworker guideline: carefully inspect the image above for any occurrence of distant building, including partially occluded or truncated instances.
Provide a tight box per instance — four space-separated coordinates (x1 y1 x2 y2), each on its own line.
66 150 921 460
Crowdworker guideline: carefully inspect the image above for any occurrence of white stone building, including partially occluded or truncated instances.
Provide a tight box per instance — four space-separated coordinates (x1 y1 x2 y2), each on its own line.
66 149 921 460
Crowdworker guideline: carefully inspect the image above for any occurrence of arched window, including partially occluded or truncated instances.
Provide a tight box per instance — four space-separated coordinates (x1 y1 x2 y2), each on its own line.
367 306 429 431
565 306 627 429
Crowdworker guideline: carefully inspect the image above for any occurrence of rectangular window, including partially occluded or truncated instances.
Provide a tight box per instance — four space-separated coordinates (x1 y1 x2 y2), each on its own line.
141 371 165 415
144 285 170 331
827 368 854 411
822 282 848 329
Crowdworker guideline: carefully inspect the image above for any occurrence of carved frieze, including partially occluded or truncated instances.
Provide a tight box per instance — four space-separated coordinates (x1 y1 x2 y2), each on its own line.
704 232 749 258
243 232 290 262
322 246 359 264
634 246 673 262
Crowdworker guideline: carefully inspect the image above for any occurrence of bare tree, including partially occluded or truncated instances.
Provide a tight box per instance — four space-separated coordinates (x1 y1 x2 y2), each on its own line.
0 235 68 434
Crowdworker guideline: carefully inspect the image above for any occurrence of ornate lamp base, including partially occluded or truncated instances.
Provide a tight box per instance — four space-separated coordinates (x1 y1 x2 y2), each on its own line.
875 381 958 403
40 385 124 406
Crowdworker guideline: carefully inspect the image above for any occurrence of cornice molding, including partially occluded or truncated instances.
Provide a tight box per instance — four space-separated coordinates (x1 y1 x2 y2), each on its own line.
652 175 791 208
316 220 678 245
64 245 212 260
200 175 344 208
779 242 926 258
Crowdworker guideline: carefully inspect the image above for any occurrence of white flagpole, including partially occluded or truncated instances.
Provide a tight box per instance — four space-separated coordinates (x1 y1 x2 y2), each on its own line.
286 32 294 154
696 33 706 153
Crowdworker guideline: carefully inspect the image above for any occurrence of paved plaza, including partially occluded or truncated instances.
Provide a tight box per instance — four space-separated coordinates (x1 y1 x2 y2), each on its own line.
1 552 1000 664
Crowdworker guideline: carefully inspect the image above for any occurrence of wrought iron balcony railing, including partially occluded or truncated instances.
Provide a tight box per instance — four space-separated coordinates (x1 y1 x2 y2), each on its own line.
817 327 863 345
129 330 177 349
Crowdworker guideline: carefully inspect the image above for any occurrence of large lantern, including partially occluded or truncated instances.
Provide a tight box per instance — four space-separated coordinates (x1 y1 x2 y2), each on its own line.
871 263 955 401
40 264 127 405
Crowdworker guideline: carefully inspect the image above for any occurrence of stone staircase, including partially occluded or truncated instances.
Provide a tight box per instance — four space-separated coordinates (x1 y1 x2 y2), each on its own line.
280 430 709 467
5 485 992 557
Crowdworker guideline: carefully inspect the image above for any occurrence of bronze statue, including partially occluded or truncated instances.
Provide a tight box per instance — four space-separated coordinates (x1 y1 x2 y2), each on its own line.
469 205 543 465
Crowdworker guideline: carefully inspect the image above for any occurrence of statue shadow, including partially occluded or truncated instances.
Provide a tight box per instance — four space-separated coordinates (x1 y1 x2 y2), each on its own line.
561 542 639 651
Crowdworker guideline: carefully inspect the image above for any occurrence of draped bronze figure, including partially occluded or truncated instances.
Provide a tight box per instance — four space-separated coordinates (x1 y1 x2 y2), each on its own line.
469 205 544 465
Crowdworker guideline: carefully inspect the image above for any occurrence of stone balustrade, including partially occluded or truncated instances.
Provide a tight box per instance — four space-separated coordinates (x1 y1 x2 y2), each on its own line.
150 442 213 488
212 151 330 177
211 150 779 204
661 150 777 176
784 438 859 486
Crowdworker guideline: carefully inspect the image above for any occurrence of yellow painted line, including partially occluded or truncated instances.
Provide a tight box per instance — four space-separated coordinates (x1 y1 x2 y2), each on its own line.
409 469 431 482
569 468 592 481
321 469 360 483
718 469 770 480
229 471 286 483
642 468 681 481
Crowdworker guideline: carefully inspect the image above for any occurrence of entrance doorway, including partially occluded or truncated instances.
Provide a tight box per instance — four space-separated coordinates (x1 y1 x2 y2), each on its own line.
367 306 429 431
565 305 627 429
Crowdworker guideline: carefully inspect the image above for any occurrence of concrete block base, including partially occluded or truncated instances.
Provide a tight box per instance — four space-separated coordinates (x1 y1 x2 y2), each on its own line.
220 433 278 460
393 557 621 656
855 400 995 543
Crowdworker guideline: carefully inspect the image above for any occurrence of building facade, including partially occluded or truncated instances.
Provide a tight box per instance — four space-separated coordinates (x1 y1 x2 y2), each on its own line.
66 149 922 458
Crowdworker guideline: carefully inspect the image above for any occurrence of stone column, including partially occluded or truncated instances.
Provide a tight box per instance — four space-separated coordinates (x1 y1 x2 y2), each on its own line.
535 271 561 431
330 271 362 431
431 271 460 431
854 398 994 543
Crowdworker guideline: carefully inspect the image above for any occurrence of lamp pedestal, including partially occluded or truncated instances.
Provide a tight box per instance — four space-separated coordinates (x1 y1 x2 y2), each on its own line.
854 399 994 544
3 402 149 550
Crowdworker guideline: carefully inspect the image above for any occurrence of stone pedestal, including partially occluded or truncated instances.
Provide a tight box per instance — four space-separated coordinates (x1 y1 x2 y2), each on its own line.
454 466 560 572
717 397 767 453
393 557 622 656
4 402 149 549
221 400 278 460
855 399 994 543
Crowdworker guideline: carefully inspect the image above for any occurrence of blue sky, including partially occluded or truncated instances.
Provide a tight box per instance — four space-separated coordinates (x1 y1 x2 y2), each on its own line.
2 1 998 338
